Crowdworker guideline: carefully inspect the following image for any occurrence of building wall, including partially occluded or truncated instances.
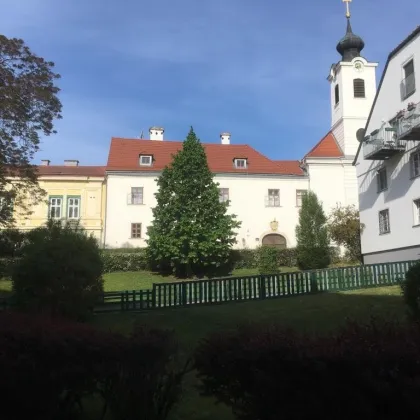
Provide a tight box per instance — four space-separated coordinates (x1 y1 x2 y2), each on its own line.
104 172 309 249
14 176 106 243
356 33 420 262
306 159 359 215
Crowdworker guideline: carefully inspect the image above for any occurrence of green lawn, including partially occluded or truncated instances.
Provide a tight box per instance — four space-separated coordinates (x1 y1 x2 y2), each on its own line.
0 268 300 296
92 285 405 420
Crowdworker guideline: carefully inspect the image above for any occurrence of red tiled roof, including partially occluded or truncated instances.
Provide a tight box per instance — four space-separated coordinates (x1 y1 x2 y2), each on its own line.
273 160 305 175
36 166 105 177
304 131 343 158
106 138 305 176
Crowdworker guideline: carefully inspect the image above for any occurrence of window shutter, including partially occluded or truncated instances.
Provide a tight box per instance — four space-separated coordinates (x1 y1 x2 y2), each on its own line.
353 79 365 98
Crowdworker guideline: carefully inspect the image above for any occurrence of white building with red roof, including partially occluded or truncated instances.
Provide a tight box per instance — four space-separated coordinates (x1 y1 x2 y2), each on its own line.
103 14 377 250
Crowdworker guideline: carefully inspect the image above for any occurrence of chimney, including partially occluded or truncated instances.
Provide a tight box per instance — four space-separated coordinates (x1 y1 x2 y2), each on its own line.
64 159 79 167
220 132 231 145
149 126 164 141
40 159 50 166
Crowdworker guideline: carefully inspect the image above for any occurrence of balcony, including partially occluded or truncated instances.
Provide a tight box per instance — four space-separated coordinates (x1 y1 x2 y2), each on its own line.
396 102 420 141
363 125 406 160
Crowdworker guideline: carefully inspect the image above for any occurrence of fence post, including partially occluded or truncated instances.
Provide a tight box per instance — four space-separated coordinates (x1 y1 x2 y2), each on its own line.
152 284 157 309
181 282 188 306
310 271 319 294
259 276 266 299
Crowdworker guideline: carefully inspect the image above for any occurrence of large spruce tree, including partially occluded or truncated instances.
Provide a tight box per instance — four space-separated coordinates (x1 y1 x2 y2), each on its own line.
295 190 330 270
146 128 241 278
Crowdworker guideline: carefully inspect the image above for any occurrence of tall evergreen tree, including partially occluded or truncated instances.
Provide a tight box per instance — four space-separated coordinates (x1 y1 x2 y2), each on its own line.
146 128 241 278
295 191 330 270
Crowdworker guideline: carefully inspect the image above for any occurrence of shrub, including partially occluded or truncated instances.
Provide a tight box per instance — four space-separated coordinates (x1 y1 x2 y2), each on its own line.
401 261 420 320
195 319 420 420
0 228 27 257
12 220 104 321
256 246 280 274
0 312 188 420
101 250 149 273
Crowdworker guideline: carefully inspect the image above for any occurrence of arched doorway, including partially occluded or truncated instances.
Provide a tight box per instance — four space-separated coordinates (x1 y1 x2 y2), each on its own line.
262 233 287 249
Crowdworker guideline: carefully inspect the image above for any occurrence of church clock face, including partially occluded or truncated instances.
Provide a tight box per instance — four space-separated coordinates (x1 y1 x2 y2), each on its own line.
354 60 364 72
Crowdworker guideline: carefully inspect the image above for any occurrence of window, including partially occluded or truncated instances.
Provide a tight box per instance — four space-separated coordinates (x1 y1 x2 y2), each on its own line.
379 209 390 234
49 196 62 219
139 155 153 166
353 78 366 98
334 84 339 105
218 188 229 203
377 167 388 192
234 158 247 169
131 223 142 238
402 59 416 99
67 196 81 219
411 150 420 178
130 187 143 205
296 190 307 207
413 199 420 226
267 189 280 207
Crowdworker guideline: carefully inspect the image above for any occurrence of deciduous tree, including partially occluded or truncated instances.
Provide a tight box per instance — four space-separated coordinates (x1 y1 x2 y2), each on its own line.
146 127 240 278
0 35 62 226
328 205 363 263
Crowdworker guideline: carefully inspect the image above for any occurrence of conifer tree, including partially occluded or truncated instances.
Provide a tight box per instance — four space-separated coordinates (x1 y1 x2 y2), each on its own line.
146 128 240 278
295 191 330 270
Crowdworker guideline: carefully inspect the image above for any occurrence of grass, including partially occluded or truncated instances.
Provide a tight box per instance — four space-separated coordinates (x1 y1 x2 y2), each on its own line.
0 267 300 296
92 285 405 420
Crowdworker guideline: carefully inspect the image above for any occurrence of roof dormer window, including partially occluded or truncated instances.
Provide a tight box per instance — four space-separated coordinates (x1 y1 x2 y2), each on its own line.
234 158 247 169
139 155 153 166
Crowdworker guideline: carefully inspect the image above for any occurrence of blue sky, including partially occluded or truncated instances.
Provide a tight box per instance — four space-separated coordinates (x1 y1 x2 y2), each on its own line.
1 0 419 165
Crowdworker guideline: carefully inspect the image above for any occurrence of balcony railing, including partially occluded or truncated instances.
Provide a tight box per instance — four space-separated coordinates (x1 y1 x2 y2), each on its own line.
363 125 406 160
400 73 416 100
396 102 420 141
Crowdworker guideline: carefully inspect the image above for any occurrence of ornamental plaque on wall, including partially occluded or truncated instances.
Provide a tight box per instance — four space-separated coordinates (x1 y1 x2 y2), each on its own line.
270 219 278 232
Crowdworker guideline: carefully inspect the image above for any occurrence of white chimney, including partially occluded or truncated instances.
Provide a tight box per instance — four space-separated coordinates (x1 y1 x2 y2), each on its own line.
149 126 164 141
220 132 231 145
40 159 50 166
64 159 79 167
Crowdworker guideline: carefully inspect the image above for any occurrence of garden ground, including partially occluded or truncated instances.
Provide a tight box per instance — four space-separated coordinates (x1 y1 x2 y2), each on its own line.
93 285 404 420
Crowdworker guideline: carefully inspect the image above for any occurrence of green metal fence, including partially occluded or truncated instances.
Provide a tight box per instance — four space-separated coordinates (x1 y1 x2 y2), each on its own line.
96 260 417 312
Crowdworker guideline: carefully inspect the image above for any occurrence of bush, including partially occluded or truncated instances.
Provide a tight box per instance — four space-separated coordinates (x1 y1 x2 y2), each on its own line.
0 312 189 420
12 220 104 321
101 249 149 273
256 246 280 274
195 319 420 420
401 261 420 320
0 228 27 257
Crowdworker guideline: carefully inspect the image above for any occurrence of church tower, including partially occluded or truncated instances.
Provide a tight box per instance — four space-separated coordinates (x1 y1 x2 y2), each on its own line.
327 0 378 157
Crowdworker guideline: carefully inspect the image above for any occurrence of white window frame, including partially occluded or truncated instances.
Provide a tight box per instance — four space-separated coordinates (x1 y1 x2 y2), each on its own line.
377 167 388 192
130 187 144 205
67 196 81 219
379 209 390 235
411 149 420 178
139 155 153 166
413 198 420 226
267 189 280 207
234 158 247 169
296 190 307 207
218 188 229 203
401 57 416 100
49 196 63 219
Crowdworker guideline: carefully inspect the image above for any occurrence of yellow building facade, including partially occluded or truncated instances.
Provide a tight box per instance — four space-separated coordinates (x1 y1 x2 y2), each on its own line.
14 162 106 244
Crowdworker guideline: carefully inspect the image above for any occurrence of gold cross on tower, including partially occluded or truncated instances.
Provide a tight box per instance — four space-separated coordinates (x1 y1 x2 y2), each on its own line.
342 0 352 18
